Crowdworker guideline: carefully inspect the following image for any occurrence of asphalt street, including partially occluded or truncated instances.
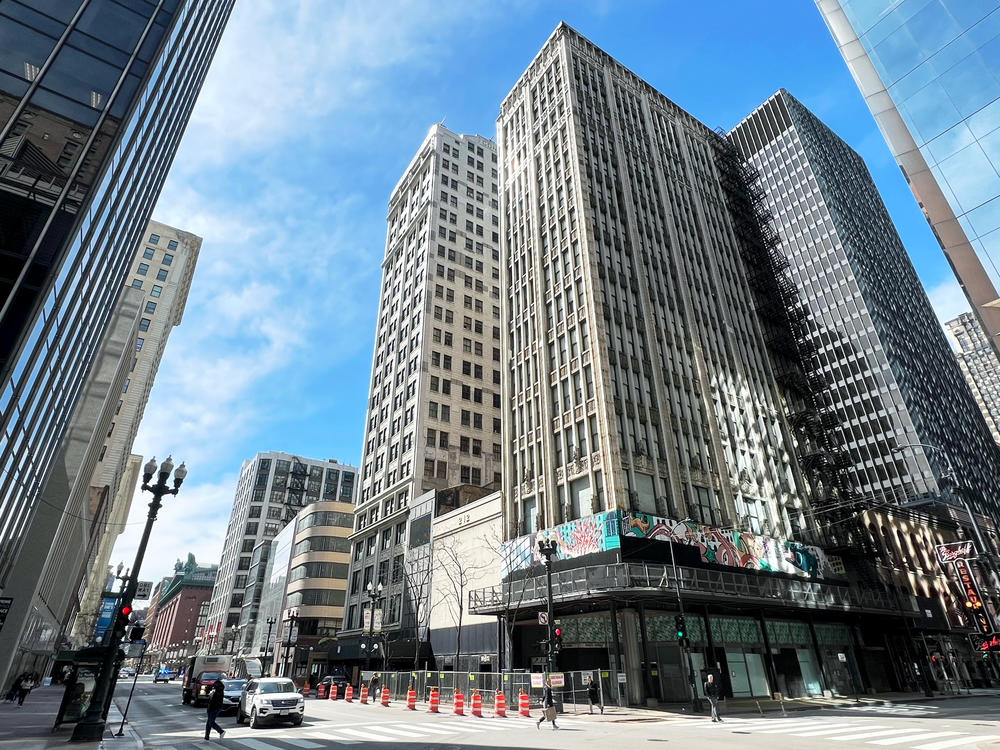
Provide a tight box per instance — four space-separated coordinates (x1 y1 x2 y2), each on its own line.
113 679 1000 750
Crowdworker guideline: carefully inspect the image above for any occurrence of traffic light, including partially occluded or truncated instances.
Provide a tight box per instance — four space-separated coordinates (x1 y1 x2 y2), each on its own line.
675 615 686 640
128 624 145 642
553 628 563 653
120 604 133 619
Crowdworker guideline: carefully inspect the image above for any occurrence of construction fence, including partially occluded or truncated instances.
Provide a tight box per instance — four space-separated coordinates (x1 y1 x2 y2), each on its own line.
353 669 625 713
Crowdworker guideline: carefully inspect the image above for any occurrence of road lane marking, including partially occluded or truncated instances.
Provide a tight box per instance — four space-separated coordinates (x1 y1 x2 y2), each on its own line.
868 732 963 746
756 721 830 733
284 740 325 748
366 725 428 737
335 727 412 741
832 728 929 741
914 736 1000 750
304 731 359 744
793 724 888 737
385 724 459 735
229 739 284 750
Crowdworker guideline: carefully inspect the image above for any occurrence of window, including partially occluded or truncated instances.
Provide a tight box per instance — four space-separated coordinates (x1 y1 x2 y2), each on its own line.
167 240 178 250
149 233 160 244
139 317 151 332
137 263 149 276
382 529 391 550
156 268 168 281
135 337 144 351
162 253 174 266
144 301 156 314
395 522 406 544
131 279 142 289
151 285 162 298
142 247 154 260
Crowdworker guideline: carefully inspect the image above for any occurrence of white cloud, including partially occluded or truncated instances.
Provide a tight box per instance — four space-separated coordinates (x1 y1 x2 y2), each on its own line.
926 276 972 326
110 476 237 592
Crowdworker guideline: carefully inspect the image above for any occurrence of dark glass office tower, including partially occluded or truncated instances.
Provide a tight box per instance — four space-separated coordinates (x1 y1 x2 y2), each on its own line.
0 1 233 683
730 90 1000 517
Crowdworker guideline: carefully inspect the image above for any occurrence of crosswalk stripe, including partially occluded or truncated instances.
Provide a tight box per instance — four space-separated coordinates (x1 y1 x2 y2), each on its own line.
915 736 1000 750
304 731 359 744
336 727 409 741
868 732 964 746
832 728 927 742
368 725 429 738
792 725 888 737
284 740 325 748
387 724 458 735
231 739 282 750
756 721 829 733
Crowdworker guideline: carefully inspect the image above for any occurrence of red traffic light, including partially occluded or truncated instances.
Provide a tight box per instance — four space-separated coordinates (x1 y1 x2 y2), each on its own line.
120 605 132 617
554 628 562 637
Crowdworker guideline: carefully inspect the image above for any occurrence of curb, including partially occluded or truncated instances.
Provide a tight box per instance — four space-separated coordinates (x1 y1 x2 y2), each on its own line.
108 699 144 750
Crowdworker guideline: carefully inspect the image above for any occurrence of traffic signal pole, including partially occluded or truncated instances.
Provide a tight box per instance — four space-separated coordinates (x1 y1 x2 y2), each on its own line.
668 531 701 711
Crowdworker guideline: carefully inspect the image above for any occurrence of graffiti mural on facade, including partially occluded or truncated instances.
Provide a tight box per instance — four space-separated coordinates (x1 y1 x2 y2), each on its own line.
623 511 832 579
500 511 620 577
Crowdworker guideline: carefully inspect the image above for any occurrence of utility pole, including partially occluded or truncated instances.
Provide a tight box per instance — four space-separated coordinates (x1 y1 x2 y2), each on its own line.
668 523 701 711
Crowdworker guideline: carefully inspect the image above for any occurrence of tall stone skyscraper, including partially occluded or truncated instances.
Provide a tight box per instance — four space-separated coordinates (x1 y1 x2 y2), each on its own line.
499 24 811 542
817 1 1000 356
730 90 1000 515
947 312 1000 445
0 2 234 685
339 125 502 660
70 220 202 646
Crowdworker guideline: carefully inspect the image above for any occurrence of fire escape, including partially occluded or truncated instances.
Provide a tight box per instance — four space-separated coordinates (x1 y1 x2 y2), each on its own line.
712 130 876 562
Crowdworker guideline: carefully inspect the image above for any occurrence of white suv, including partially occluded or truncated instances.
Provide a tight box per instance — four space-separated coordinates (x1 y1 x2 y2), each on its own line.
236 677 304 728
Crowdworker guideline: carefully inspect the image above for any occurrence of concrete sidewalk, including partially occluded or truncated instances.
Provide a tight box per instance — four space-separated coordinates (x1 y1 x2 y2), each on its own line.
0 685 139 750
556 687 1000 722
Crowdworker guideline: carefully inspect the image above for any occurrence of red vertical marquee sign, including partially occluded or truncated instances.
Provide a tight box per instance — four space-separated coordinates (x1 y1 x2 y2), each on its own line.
936 541 995 636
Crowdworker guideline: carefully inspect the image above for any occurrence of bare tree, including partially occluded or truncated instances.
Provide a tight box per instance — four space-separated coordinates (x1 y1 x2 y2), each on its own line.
402 551 438 670
485 531 531 670
435 536 491 669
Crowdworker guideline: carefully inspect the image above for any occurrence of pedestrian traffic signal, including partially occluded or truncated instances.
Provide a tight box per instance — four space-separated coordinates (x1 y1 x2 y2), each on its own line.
128 624 145 642
675 615 686 640
553 628 563 652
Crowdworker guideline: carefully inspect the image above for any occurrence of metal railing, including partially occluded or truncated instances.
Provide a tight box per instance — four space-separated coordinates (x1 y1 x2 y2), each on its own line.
469 561 911 616
354 669 622 710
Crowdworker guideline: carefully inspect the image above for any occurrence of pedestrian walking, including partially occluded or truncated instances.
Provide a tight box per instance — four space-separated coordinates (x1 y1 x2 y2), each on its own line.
16 674 36 706
536 677 558 730
204 678 226 741
369 674 379 694
586 675 602 714
704 673 722 723
4 673 24 703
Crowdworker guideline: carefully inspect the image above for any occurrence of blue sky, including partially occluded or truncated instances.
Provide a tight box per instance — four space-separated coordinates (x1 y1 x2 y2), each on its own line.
111 0 969 593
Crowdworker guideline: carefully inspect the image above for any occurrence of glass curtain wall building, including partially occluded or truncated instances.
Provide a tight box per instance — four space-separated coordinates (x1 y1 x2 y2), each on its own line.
817 0 1000 355
730 89 1000 517
0 0 234 685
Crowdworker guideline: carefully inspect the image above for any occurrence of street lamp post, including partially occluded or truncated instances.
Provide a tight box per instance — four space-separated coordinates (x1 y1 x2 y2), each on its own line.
263 617 277 676
283 608 299 679
536 536 558 675
362 582 384 673
72 456 186 742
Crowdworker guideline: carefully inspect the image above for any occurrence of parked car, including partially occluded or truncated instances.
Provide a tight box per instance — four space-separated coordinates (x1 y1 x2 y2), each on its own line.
154 668 171 684
118 668 136 679
237 677 305 728
220 679 246 714
318 668 349 698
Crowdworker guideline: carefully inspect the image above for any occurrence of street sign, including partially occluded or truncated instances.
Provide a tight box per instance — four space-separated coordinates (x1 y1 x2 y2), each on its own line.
94 595 118 641
126 640 147 658
837 652 847 663
134 581 153 600
538 612 548 626
0 597 11 633
617 672 627 683
530 673 545 688
549 672 565 688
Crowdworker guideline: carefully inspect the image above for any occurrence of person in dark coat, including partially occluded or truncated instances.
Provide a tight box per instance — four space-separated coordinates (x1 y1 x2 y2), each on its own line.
205 679 226 740
16 674 36 706
536 677 558 730
4 673 24 703
586 675 602 714
704 673 722 722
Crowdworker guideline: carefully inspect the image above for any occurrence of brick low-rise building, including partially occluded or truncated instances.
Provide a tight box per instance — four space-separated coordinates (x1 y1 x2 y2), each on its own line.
148 554 217 656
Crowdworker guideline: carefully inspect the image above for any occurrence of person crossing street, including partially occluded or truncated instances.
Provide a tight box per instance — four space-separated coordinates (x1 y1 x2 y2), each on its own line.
204 678 226 741
586 676 602 715
704 673 722 723
536 677 558 730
